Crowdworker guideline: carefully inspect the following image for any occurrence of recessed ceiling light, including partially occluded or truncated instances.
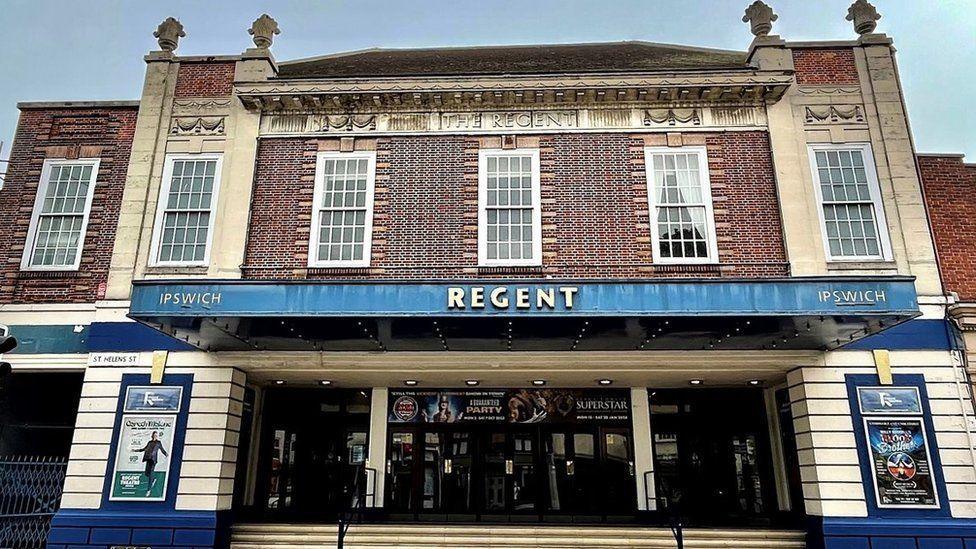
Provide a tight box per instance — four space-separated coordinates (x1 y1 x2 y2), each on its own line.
319 380 333 386
274 380 286 385
404 380 419 386
689 379 703 386
531 380 546 386
747 379 761 386
597 379 613 386
465 379 480 386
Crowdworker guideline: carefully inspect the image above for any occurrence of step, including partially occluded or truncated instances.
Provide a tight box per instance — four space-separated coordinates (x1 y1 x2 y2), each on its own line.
230 523 806 549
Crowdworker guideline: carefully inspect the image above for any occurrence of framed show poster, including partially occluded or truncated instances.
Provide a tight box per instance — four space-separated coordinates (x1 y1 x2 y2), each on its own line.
109 386 182 501
864 417 939 509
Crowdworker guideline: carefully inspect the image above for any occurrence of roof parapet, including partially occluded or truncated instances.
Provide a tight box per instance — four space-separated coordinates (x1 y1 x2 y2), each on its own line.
17 100 140 110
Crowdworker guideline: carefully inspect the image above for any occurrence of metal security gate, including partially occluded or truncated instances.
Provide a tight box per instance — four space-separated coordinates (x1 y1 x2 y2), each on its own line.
0 456 68 548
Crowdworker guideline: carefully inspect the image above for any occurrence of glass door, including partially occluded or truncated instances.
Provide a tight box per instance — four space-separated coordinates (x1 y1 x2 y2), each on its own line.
601 428 636 515
510 430 539 517
650 389 776 524
479 429 541 520
386 429 415 514
543 427 635 518
481 431 508 515
444 431 476 519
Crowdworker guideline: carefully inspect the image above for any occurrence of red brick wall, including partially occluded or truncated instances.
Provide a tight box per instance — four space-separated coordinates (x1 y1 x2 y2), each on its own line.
243 131 789 280
792 48 859 86
174 61 235 97
919 155 976 301
0 106 138 304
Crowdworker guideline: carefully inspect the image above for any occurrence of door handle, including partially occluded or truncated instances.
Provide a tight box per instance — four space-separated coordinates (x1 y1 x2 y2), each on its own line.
444 458 453 474
566 459 575 476
505 459 514 475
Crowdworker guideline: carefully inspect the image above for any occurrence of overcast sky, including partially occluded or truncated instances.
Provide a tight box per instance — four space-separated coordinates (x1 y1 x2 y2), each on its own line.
0 0 973 159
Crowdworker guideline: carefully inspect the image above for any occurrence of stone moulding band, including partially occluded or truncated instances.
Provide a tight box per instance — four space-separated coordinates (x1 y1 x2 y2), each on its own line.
257 106 768 136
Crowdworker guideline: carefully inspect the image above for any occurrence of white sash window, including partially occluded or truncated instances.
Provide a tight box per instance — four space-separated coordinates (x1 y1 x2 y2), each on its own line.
22 159 100 270
309 151 376 267
150 154 223 266
808 144 891 261
645 147 717 263
478 149 542 266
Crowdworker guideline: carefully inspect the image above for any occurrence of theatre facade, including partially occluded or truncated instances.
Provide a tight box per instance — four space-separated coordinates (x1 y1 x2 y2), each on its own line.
1 1 974 548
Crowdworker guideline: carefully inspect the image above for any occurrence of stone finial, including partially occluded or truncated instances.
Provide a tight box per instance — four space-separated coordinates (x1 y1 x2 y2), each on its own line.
742 1 778 37
847 0 881 35
153 17 185 52
248 14 280 49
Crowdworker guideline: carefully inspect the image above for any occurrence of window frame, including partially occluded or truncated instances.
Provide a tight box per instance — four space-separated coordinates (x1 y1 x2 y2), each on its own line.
149 153 224 267
807 143 892 262
477 148 543 267
21 158 101 271
644 146 719 265
308 150 377 268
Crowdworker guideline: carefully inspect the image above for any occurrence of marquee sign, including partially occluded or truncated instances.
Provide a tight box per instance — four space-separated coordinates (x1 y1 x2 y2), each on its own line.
129 278 919 318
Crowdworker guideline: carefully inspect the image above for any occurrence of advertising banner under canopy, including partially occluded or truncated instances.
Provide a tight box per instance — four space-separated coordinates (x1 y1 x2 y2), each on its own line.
389 389 630 424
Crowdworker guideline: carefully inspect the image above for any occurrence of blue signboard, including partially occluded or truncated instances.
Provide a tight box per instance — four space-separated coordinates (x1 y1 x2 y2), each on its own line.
858 387 923 415
123 386 184 413
129 277 919 318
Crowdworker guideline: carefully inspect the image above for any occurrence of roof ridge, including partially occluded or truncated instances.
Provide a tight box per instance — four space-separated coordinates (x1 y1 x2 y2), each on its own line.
279 40 746 67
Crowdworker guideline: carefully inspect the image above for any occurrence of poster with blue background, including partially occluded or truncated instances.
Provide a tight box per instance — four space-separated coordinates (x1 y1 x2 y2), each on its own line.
865 418 938 508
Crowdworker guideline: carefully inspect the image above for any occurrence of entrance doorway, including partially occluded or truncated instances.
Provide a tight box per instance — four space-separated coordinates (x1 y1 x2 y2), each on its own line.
386 424 635 522
650 389 779 525
255 389 370 519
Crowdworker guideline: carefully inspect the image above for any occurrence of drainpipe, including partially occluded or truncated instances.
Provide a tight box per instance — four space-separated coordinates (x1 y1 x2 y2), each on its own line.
947 317 976 479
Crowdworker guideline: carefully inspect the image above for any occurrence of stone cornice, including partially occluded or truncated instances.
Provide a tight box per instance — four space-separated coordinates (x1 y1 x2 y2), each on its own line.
235 71 794 112
949 303 976 332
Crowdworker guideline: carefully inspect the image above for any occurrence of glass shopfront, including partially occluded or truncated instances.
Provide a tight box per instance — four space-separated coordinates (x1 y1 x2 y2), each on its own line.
241 385 797 526
385 389 635 522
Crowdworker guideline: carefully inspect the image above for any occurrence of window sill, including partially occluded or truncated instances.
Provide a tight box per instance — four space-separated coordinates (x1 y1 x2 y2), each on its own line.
477 265 545 276
144 265 210 276
16 269 83 279
647 263 723 274
826 260 897 271
307 266 374 276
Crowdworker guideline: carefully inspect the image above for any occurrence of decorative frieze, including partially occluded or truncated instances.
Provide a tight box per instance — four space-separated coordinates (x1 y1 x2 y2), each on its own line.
796 85 861 96
804 105 865 125
172 98 232 114
258 106 767 136
170 116 226 135
643 108 701 126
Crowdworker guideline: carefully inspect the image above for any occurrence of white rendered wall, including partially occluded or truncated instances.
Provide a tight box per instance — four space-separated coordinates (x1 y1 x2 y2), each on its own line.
788 350 976 518
630 386 655 510
60 357 245 511
366 387 388 507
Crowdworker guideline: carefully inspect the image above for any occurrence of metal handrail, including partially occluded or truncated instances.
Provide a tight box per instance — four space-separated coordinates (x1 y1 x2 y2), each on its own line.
644 470 684 549
337 465 376 549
